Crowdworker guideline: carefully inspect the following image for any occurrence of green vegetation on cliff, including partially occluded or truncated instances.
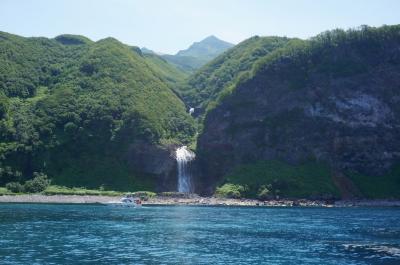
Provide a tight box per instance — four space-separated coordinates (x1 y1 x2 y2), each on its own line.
0 32 195 190
142 53 188 88
209 25 400 110
216 161 400 199
221 160 339 199
180 36 290 112
349 166 400 199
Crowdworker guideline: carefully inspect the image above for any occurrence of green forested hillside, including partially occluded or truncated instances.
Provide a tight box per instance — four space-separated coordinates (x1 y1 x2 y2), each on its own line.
179 36 290 113
0 32 195 190
0 33 91 98
161 54 206 74
142 53 188 88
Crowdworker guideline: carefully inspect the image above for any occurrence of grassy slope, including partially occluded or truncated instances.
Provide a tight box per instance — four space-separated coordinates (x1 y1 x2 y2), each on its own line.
348 166 400 199
224 160 340 199
143 53 188 87
0 187 13 195
0 184 157 197
224 160 400 199
161 54 207 74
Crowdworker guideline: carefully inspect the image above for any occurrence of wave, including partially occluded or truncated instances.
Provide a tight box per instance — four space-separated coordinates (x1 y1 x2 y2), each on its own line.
343 243 400 259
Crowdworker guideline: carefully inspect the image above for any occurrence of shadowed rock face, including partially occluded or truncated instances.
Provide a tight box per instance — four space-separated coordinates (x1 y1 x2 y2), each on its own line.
127 143 203 193
197 40 400 195
126 141 178 192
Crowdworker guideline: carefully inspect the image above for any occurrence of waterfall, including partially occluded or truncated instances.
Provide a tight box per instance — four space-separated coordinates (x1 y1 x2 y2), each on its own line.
176 146 195 193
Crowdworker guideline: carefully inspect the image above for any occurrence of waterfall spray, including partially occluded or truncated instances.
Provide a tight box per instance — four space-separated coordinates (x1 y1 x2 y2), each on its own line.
176 146 195 193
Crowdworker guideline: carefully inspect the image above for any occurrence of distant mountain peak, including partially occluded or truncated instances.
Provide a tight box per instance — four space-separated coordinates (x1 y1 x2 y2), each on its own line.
160 35 235 73
203 35 219 41
175 35 234 59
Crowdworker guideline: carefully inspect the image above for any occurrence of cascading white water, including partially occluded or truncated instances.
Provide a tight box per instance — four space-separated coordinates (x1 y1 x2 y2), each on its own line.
176 146 195 193
189 107 194 115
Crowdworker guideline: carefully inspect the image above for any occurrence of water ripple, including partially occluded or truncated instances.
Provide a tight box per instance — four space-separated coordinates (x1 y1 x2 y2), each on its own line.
0 204 399 264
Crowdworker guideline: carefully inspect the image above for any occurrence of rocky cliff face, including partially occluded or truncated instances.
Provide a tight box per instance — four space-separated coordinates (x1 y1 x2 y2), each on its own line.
126 141 178 192
196 26 400 196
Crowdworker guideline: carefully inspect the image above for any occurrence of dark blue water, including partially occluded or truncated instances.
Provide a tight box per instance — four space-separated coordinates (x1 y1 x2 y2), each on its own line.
0 204 399 265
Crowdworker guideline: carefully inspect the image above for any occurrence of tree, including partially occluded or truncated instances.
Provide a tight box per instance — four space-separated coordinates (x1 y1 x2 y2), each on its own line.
24 172 50 193
6 182 24 193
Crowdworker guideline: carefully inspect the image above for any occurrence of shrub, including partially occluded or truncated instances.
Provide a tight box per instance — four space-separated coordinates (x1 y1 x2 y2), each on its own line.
5 182 25 193
24 172 51 193
215 183 247 199
257 185 271 200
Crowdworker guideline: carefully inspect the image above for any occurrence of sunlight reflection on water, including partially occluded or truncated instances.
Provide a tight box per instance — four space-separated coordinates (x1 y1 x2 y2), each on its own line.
0 204 399 264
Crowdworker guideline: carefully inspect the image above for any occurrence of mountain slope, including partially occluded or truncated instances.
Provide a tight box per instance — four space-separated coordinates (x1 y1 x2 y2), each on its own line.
0 32 196 191
179 36 291 115
176 35 234 59
162 35 234 73
197 25 400 198
142 53 188 87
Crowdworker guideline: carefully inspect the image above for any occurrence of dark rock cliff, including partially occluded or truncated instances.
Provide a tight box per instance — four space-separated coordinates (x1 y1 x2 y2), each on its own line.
196 27 400 196
126 141 178 192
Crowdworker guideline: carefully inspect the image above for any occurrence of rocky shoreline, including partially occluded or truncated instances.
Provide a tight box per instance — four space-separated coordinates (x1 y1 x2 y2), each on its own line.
0 194 399 207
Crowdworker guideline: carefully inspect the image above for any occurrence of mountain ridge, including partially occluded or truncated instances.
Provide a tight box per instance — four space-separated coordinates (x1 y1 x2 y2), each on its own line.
176 35 234 58
161 35 234 73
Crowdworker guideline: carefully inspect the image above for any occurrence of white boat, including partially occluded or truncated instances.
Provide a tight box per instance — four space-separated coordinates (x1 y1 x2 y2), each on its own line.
104 194 142 207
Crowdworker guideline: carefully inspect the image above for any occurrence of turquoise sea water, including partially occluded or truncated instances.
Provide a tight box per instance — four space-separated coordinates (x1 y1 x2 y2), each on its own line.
0 204 399 265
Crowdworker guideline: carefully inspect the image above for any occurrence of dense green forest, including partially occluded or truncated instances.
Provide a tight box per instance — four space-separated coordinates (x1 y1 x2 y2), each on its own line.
0 31 195 190
140 52 188 88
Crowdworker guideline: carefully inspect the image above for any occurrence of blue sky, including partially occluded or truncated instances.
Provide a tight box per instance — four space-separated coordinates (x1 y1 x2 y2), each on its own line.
1 0 399 54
